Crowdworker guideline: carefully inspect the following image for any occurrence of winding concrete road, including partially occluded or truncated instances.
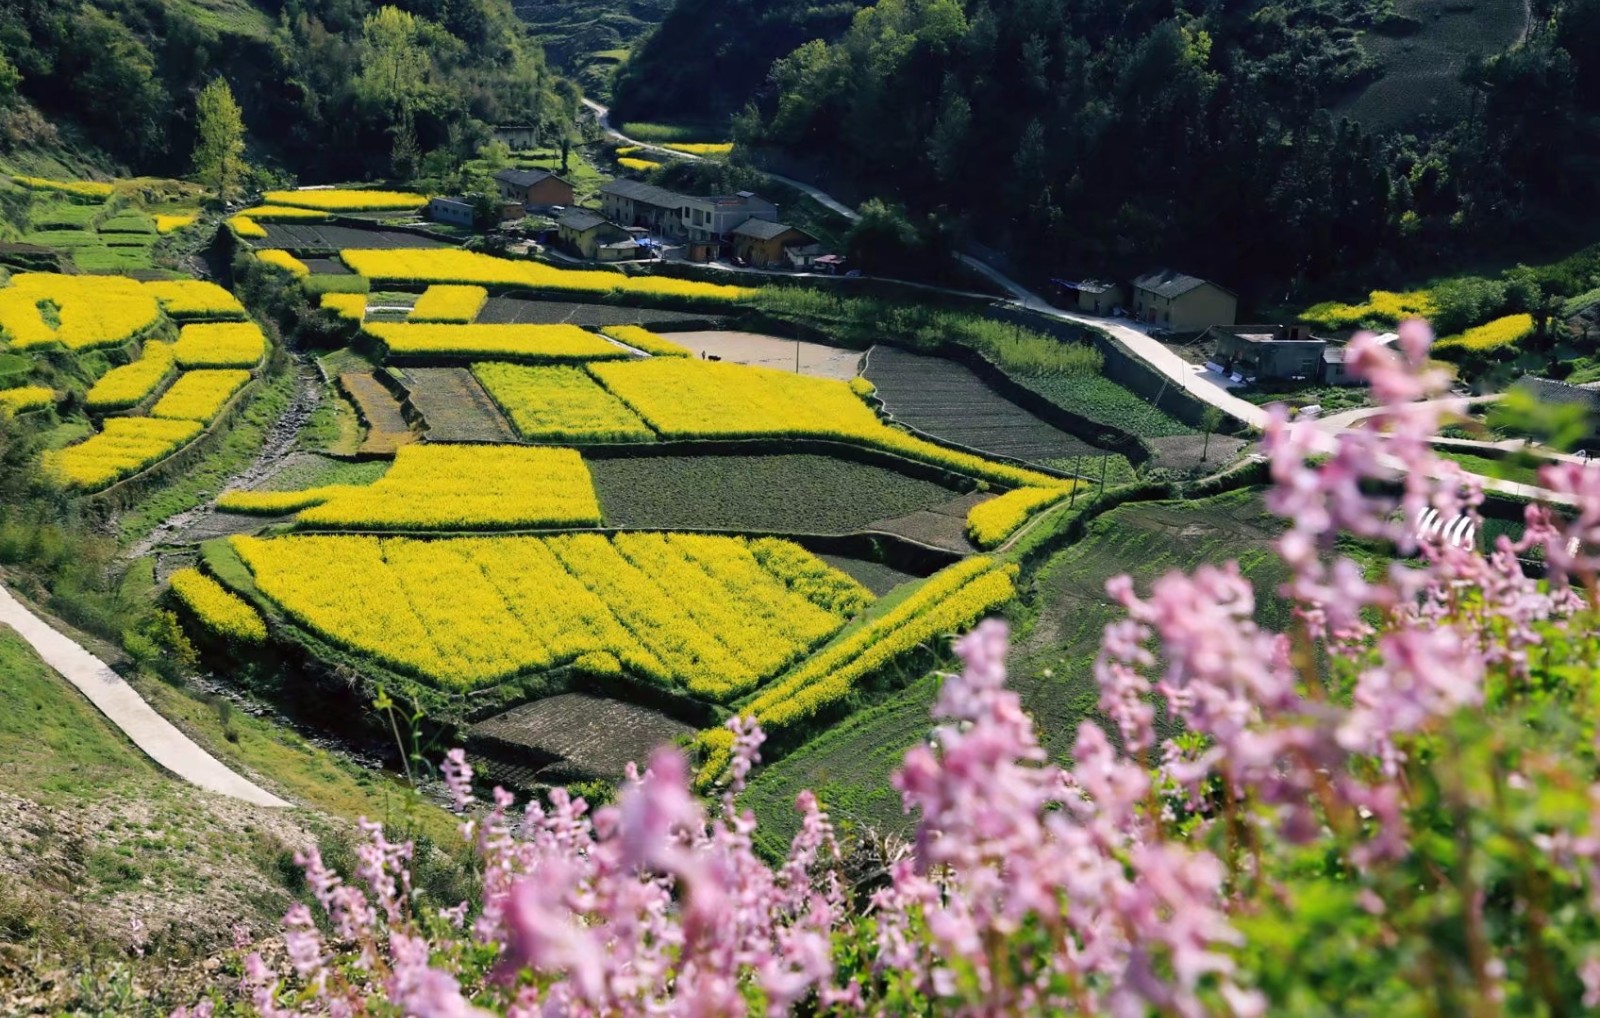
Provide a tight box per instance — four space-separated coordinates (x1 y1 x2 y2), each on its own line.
0 583 290 807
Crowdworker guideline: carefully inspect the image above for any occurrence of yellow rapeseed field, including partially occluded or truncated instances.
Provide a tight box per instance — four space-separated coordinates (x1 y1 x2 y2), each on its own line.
262 189 429 212
409 285 488 323
230 531 868 694
0 273 162 351
0 385 53 414
216 485 363 515
257 250 310 277
1433 313 1536 353
228 216 268 239
154 214 198 234
149 369 250 423
284 444 604 530
966 487 1070 549
1302 290 1438 329
241 205 334 221
663 143 734 156
320 292 366 321
143 280 246 320
617 157 663 172
172 322 267 368
472 363 655 442
45 417 203 490
365 322 632 363
696 556 1018 785
599 325 691 357
587 359 1071 489
339 248 758 303
168 568 267 643
11 176 114 199
85 340 177 411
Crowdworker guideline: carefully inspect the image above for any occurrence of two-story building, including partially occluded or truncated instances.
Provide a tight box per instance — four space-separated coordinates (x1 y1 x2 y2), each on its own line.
556 208 641 261
599 180 689 236
1131 270 1238 331
493 169 574 211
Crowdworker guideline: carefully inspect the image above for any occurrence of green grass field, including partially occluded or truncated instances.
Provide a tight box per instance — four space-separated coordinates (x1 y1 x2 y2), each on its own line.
1019 374 1193 437
1436 448 1546 487
742 488 1292 853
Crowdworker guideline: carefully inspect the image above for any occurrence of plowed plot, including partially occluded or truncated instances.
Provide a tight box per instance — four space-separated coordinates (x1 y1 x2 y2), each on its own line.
868 490 993 554
588 453 962 534
819 554 919 596
399 367 519 443
666 331 863 380
865 346 1097 463
469 694 695 781
301 257 352 275
262 223 452 252
337 371 415 455
479 297 712 328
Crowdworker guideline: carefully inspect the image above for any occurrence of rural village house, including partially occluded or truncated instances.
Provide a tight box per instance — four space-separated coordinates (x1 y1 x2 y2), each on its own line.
1131 269 1238 330
1213 324 1328 383
557 208 642 261
492 125 540 150
493 169 574 211
599 181 791 263
730 220 820 268
1052 278 1128 315
427 196 477 228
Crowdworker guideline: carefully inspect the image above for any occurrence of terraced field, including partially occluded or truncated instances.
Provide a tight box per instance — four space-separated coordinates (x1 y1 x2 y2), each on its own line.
478 296 715 328
336 371 415 454
864 346 1099 463
587 453 964 534
468 693 694 783
261 223 452 252
742 489 1291 851
397 367 519 443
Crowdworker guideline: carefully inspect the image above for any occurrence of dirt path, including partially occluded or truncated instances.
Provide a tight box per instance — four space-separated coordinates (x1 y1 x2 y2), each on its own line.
126 364 322 559
0 584 290 807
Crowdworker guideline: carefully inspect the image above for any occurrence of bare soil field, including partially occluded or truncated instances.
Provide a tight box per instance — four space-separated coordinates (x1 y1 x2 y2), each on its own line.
669 331 864 381
867 490 994 554
337 372 415 455
468 693 695 782
480 297 715 328
865 346 1100 463
398 367 519 443
261 224 454 253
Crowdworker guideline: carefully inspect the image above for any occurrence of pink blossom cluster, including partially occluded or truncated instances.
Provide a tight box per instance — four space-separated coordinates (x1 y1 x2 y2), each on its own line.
174 317 1600 1015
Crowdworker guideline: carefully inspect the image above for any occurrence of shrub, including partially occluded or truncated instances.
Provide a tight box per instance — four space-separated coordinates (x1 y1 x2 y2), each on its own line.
168 568 267 643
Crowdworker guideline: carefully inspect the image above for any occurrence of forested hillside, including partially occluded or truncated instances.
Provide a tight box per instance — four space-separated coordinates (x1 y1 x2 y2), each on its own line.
614 0 1598 302
609 0 870 127
0 0 574 182
514 0 673 98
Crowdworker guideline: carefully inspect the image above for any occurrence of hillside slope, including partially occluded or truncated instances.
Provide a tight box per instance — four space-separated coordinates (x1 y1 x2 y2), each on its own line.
0 0 572 183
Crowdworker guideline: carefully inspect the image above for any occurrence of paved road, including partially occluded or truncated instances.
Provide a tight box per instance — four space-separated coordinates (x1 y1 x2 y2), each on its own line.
0 583 291 807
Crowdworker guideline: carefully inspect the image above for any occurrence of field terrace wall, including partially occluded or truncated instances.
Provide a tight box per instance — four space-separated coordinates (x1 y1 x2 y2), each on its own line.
985 305 1250 435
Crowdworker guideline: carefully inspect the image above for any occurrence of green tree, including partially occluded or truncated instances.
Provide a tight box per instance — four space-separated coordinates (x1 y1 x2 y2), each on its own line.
192 78 246 200
1201 406 1223 462
359 6 431 112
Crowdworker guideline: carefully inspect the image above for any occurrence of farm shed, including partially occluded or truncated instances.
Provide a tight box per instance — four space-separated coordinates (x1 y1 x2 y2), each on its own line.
557 208 639 261
730 219 819 268
1215 324 1327 382
427 196 476 228
493 169 574 210
1132 269 1238 331
1052 278 1127 316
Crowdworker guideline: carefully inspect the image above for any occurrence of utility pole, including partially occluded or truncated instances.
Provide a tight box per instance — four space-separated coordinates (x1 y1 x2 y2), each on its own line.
1099 453 1109 493
1069 453 1083 507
